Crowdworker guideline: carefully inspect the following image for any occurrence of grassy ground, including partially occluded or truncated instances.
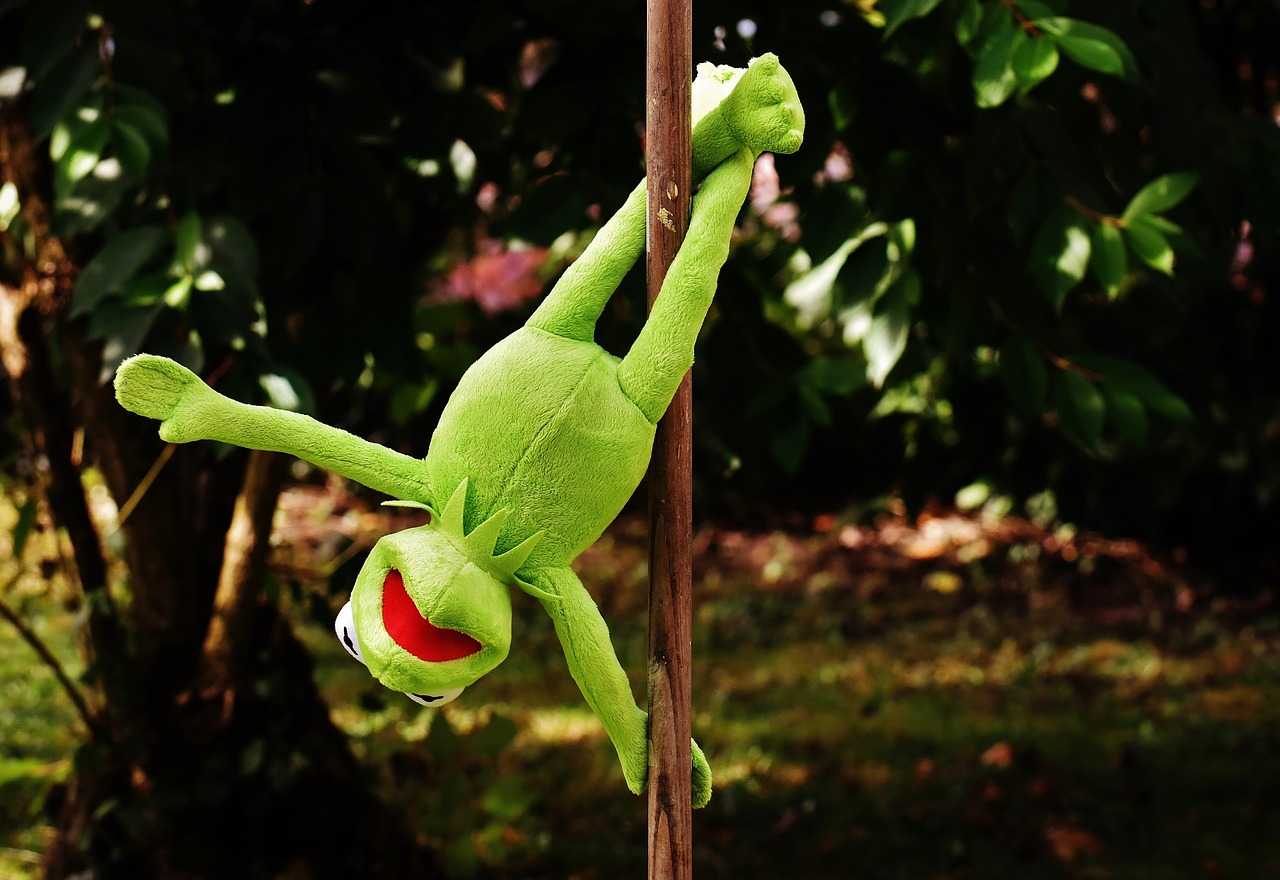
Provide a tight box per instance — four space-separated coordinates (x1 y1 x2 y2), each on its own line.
3 484 1278 878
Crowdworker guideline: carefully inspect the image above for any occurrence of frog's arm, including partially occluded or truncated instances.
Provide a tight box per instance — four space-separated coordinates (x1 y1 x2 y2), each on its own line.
114 355 432 505
617 146 756 422
528 566 711 808
527 53 803 344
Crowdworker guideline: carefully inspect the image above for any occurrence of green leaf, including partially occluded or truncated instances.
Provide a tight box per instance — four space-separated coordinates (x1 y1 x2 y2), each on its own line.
1120 172 1199 222
174 212 203 272
1031 205 1091 310
798 383 832 427
0 181 19 232
110 118 151 177
864 274 913 388
1102 385 1148 446
1124 215 1174 275
1054 370 1105 450
20 0 89 78
1071 354 1192 423
1090 220 1126 296
999 337 1048 418
956 0 987 51
1035 17 1139 81
470 715 518 756
1016 0 1065 18
29 45 99 140
12 497 38 558
799 357 866 395
61 117 109 184
482 777 538 821
114 103 169 152
769 417 810 475
973 10 1019 108
880 0 945 38
1011 35 1059 92
783 222 889 328
71 226 168 316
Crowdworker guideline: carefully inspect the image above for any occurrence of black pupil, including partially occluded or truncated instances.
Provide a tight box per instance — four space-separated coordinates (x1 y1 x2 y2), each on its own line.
412 693 442 702
342 628 355 653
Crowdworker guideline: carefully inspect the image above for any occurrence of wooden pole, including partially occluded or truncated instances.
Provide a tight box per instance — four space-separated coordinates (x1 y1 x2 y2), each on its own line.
645 1 693 879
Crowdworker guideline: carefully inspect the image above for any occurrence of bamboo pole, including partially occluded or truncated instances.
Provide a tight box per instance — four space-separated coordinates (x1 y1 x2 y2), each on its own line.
645 1 694 878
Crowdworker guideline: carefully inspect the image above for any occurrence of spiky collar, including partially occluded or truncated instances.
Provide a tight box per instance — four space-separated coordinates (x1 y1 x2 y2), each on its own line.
385 478 556 601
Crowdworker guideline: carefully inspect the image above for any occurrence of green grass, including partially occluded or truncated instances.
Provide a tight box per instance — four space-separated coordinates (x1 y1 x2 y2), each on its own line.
0 595 82 880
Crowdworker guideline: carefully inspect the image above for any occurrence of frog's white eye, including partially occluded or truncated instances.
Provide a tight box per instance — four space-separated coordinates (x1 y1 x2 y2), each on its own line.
334 600 365 666
406 686 465 707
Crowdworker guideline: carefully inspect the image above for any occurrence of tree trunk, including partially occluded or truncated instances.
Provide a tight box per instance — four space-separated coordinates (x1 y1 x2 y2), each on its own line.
2 94 435 880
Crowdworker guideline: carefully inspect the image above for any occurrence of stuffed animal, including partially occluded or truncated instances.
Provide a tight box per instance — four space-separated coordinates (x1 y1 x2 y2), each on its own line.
114 54 803 806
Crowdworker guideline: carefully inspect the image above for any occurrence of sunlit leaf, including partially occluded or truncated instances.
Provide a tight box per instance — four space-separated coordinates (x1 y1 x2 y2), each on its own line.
999 336 1048 418
1031 205 1091 310
864 274 913 388
1035 17 1139 81
0 181 19 232
1011 34 1059 92
71 226 168 316
1120 171 1199 223
972 10 1018 108
1124 215 1175 275
784 222 888 328
62 118 109 184
1054 370 1105 450
1090 220 1126 297
880 0 945 38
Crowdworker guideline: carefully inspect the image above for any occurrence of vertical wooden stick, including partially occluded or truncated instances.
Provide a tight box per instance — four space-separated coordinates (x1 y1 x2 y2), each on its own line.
645 1 693 879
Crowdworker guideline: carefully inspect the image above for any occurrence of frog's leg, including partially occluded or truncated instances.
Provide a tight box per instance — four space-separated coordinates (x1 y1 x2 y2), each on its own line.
527 565 712 807
526 55 803 344
114 354 433 505
617 146 755 423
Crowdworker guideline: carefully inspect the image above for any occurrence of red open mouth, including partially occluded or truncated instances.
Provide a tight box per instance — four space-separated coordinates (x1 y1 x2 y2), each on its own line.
381 569 482 662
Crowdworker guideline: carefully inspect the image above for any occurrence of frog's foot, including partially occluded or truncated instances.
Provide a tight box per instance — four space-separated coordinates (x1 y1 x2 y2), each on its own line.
720 53 805 157
114 354 220 443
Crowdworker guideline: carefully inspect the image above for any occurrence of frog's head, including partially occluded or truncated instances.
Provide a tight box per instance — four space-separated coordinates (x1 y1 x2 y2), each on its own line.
334 479 545 707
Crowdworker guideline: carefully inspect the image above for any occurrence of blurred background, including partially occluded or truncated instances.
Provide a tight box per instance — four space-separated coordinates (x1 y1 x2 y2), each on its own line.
1 0 1277 877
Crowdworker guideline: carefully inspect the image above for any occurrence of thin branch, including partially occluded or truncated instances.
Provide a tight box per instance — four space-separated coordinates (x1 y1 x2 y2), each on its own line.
0 576 102 739
986 295 1104 381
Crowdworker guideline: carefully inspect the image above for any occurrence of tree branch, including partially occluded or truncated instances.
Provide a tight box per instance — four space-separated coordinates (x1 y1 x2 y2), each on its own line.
193 448 288 709
0 577 102 738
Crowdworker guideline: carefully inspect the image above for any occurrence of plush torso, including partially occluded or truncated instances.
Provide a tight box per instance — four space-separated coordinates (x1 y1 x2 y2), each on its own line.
425 327 656 566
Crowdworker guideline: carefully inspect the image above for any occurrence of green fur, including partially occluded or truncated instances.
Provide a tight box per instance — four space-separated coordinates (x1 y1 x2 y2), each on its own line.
115 54 804 808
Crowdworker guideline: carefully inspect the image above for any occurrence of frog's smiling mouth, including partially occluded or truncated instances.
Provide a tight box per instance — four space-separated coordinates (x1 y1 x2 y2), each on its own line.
382 569 482 662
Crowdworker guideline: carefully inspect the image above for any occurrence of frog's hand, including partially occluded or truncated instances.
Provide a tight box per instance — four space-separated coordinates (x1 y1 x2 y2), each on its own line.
114 355 432 504
692 736 712 809
529 566 711 806
692 53 805 177
528 54 804 344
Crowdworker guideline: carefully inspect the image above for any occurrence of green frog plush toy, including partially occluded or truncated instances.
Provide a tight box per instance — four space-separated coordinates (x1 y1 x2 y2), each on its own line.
115 54 803 807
